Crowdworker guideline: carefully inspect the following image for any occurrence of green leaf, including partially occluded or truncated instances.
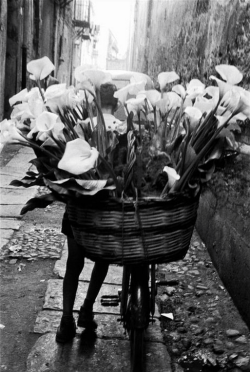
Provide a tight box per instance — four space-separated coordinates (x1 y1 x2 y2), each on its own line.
45 177 115 196
20 193 59 215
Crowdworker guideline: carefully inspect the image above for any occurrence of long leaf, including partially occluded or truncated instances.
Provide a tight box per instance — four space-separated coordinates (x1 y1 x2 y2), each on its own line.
20 193 60 215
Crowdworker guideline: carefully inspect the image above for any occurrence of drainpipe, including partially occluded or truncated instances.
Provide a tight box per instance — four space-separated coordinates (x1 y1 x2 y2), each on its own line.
0 0 7 119
22 0 30 89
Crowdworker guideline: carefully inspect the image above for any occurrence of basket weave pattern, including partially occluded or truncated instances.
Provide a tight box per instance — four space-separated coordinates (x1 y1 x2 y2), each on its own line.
67 194 200 265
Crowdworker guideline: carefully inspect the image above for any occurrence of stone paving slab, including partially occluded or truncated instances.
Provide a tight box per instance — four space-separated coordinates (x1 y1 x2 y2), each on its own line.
0 173 26 188
33 311 163 342
54 243 123 284
0 229 15 240
0 187 37 205
0 238 8 250
0 218 22 229
44 279 121 314
0 205 25 217
26 333 171 372
0 165 27 177
6 151 35 169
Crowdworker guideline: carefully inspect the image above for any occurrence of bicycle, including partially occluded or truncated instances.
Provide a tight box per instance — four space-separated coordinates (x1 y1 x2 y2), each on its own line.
119 263 157 372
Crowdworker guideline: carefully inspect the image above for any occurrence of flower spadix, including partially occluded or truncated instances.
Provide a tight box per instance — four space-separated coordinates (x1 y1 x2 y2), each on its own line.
158 71 180 91
163 166 180 188
27 56 55 81
58 138 99 175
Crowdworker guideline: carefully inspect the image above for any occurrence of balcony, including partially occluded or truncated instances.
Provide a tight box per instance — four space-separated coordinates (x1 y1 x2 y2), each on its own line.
73 0 90 29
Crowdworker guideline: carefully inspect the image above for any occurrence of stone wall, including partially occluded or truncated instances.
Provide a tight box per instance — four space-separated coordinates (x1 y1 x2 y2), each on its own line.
131 0 250 328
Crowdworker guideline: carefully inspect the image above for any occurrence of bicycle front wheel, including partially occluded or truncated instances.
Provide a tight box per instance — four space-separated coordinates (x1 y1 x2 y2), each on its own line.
130 328 145 372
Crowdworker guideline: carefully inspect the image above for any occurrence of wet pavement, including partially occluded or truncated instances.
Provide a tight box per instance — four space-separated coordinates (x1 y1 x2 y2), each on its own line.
0 147 250 372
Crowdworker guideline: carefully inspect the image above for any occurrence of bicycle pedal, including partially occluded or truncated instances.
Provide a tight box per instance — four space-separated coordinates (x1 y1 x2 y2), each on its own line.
156 279 179 286
101 295 119 307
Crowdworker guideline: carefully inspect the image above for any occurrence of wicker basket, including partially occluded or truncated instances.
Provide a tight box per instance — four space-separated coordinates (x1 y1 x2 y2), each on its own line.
66 193 200 265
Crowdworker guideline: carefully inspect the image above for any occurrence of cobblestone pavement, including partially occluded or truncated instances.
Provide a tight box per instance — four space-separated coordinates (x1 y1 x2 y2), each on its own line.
157 230 250 371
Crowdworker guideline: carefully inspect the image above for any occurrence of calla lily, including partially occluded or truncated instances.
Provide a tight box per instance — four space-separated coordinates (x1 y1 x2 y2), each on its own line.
58 138 99 175
158 71 180 91
28 96 45 118
233 89 250 118
45 83 67 101
126 96 146 115
193 96 215 114
9 89 28 107
141 89 161 107
184 106 203 131
0 119 27 145
60 86 79 109
27 56 55 81
155 97 170 116
172 84 186 99
163 166 180 188
36 112 59 132
209 76 242 100
220 89 241 114
215 64 243 85
186 79 205 99
162 92 182 110
114 81 146 105
74 67 112 90
10 102 35 122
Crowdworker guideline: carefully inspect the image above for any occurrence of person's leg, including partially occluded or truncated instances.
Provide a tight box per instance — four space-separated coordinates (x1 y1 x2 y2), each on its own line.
78 261 109 328
56 236 85 343
62 237 85 316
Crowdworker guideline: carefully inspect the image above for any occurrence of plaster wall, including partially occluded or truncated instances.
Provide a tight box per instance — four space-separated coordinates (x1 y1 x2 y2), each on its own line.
131 0 250 328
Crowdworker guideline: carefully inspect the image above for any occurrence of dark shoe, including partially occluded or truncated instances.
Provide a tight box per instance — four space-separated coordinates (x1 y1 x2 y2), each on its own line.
77 306 97 329
56 315 76 343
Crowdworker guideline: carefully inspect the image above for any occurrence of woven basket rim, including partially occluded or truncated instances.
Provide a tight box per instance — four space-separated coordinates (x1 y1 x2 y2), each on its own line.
68 190 200 206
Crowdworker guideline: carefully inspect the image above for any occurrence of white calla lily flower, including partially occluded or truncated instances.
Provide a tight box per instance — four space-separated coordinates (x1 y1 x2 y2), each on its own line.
74 67 112 90
184 106 203 131
215 64 243 85
172 84 186 99
126 96 146 115
193 96 214 114
186 79 205 99
158 71 180 91
114 81 146 105
155 97 170 116
45 83 67 101
9 89 28 107
142 89 161 107
163 92 182 110
0 119 27 145
163 166 180 188
58 138 99 175
27 56 55 81
36 112 59 133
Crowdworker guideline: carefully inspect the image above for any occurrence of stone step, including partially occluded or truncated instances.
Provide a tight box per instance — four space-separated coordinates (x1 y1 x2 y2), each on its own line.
26 333 171 372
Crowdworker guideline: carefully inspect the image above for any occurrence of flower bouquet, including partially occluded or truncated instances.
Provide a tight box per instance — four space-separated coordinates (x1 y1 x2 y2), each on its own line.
1 57 249 263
